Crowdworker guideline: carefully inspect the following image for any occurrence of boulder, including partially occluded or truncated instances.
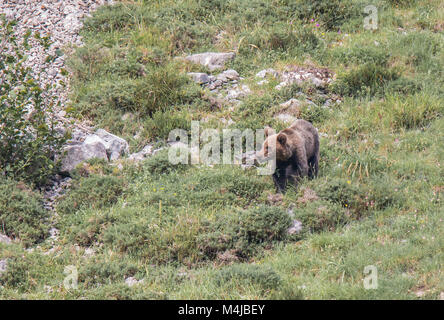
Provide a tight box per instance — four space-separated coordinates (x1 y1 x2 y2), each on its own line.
256 68 279 79
287 219 303 235
95 129 130 161
0 259 7 277
128 144 154 162
184 52 235 71
216 69 239 82
187 72 210 84
59 140 108 174
274 113 297 124
0 233 12 245
226 84 251 100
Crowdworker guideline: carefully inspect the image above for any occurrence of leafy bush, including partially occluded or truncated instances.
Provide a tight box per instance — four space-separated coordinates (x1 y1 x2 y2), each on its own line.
0 178 49 246
0 256 31 291
388 93 442 130
396 32 442 72
387 0 415 7
0 17 66 186
82 3 145 33
143 109 191 142
269 283 304 300
315 177 401 216
199 206 292 260
332 63 401 97
331 45 390 66
142 149 188 176
57 174 126 215
216 264 281 291
65 209 117 246
75 66 199 117
290 0 362 31
294 200 350 233
239 24 321 55
79 259 140 288
86 283 167 300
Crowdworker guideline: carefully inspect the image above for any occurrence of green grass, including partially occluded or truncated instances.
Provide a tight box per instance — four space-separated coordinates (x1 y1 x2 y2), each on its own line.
1 0 443 299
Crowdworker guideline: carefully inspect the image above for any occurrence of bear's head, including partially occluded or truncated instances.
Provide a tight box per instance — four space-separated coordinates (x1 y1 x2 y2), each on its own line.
256 127 292 162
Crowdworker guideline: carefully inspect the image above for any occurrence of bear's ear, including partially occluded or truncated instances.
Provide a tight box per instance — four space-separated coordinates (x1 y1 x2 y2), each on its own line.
277 133 287 145
264 126 273 137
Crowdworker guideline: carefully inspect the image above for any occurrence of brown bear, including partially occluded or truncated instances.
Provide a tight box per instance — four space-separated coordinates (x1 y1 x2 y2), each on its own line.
257 119 319 193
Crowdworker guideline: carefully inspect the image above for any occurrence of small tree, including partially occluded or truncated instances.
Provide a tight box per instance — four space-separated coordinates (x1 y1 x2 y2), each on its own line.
0 15 66 186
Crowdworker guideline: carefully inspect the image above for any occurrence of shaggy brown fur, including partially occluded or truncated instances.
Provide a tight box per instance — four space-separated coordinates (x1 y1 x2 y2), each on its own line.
257 119 320 193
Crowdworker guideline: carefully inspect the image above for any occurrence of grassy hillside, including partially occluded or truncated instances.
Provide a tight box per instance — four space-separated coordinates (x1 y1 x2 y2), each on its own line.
1 0 443 299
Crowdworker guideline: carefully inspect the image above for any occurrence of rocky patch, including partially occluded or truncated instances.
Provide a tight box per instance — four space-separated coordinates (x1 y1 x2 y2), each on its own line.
59 129 129 174
184 52 235 71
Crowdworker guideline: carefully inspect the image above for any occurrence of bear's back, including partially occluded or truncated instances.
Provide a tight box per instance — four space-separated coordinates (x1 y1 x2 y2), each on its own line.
288 120 319 157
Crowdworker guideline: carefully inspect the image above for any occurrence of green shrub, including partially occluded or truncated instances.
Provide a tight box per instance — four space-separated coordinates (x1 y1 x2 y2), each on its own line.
0 178 49 246
199 206 292 260
0 17 66 186
65 209 117 246
290 0 362 31
142 149 188 176
240 206 292 244
397 32 442 70
216 264 281 291
239 24 321 55
332 63 401 97
315 177 401 217
0 256 32 291
294 200 350 233
384 77 421 95
387 93 443 130
86 283 168 300
66 45 111 82
331 45 390 66
82 3 144 33
57 174 126 215
143 109 191 142
74 64 200 118
79 259 140 288
102 220 152 253
269 283 304 300
387 0 415 7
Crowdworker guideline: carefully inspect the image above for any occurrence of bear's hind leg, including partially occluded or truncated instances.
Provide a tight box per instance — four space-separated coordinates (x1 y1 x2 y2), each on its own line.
308 153 319 179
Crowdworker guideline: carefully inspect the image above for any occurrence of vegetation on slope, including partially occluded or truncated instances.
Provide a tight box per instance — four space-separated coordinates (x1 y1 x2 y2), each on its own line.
1 0 443 299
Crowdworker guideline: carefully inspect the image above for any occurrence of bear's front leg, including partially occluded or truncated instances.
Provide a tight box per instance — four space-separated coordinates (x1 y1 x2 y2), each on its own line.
285 165 301 191
273 168 287 194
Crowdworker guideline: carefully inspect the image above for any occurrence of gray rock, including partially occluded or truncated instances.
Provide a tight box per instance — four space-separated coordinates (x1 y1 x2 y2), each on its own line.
125 277 144 287
274 113 297 124
256 68 279 79
280 98 302 109
217 69 239 82
0 259 7 277
60 140 108 174
184 52 235 71
226 84 251 100
0 234 12 245
128 144 154 162
95 129 129 160
257 80 269 86
187 72 210 84
287 219 303 235
310 77 325 88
